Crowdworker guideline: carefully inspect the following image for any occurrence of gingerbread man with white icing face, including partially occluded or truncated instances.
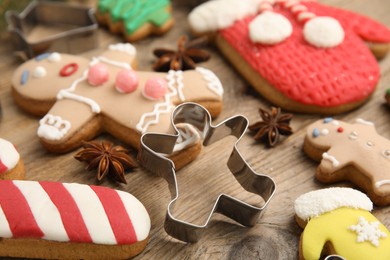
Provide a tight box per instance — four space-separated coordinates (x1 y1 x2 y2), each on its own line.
304 117 390 206
11 44 223 168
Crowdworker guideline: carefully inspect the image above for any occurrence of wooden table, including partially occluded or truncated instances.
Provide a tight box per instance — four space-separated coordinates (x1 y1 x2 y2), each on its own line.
1 0 390 259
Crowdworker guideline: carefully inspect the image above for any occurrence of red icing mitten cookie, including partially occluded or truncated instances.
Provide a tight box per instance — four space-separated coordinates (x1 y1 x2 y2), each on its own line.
295 188 390 260
189 0 390 114
0 180 150 259
304 117 390 206
11 44 223 169
0 138 24 180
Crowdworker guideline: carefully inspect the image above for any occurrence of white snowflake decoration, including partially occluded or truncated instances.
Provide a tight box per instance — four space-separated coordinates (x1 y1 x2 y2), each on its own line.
349 216 387 247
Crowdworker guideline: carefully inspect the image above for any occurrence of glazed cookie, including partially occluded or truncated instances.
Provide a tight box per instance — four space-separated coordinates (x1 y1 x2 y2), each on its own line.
304 117 390 206
96 0 174 42
0 138 24 180
294 187 390 260
189 0 390 114
11 43 223 169
0 180 150 259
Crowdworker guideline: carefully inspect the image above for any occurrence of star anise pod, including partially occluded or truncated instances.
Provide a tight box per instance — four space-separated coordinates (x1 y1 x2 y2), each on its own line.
152 35 211 72
249 107 293 147
74 141 137 184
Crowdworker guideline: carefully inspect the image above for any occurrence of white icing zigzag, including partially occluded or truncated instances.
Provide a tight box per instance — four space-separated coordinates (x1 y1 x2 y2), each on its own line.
37 114 71 141
196 67 224 97
167 70 185 101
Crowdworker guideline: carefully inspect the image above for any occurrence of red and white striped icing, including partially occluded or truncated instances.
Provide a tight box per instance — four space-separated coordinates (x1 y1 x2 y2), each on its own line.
0 139 20 174
0 180 150 245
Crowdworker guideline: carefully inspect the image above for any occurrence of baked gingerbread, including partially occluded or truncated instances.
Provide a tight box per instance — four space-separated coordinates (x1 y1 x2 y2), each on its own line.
0 180 150 259
189 0 390 114
0 138 24 180
11 44 223 169
295 187 390 260
96 0 174 42
304 117 390 206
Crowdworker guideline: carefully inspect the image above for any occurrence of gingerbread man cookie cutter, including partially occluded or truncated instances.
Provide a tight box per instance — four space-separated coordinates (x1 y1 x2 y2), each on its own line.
139 102 276 242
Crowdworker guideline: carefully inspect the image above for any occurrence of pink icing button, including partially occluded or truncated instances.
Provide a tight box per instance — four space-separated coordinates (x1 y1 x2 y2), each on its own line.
115 69 139 93
143 77 168 100
88 63 109 86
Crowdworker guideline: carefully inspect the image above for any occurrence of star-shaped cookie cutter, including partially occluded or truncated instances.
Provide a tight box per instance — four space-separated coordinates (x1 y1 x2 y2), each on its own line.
139 102 276 242
6 0 98 59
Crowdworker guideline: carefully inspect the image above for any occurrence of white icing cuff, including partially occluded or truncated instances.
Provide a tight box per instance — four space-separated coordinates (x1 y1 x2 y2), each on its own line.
0 138 20 172
294 187 373 221
37 115 71 141
249 11 293 45
303 16 344 48
173 123 201 152
189 0 265 32
196 67 224 97
109 43 137 56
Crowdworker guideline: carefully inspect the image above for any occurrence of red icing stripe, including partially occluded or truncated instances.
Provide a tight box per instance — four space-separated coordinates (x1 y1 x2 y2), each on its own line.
40 181 92 243
91 185 137 244
0 160 8 174
0 181 44 238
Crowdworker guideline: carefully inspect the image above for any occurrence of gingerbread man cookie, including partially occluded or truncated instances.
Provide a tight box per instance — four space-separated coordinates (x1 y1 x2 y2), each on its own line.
0 180 150 259
0 138 24 180
189 0 390 114
304 117 390 206
295 188 390 260
96 0 174 42
11 44 223 169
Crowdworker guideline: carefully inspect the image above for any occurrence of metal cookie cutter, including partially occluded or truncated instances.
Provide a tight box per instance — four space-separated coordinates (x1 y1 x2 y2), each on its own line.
139 102 276 242
6 0 98 59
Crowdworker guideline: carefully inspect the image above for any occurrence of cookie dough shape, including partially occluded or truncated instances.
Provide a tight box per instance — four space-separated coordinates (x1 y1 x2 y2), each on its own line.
294 188 390 260
0 138 24 180
304 117 390 206
11 44 223 169
189 0 390 114
0 180 150 259
96 0 174 42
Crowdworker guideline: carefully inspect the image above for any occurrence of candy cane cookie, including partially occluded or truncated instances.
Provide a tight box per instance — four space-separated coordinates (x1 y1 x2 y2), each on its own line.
189 0 390 114
295 188 390 260
0 180 150 259
11 44 223 169
304 117 390 206
0 138 24 180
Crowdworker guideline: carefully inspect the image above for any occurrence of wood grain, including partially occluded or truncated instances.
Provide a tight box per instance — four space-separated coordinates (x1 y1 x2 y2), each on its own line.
0 0 390 259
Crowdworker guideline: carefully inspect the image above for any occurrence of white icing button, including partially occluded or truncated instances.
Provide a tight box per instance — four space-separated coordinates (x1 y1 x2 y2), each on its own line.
383 150 390 158
321 129 329 136
249 11 293 45
348 131 358 140
303 16 345 48
48 52 61 62
331 120 339 126
366 141 375 147
33 66 47 78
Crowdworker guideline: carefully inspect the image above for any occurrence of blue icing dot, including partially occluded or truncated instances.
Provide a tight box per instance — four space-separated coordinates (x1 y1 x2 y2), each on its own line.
20 70 29 85
312 128 320 137
323 117 333 124
35 53 50 61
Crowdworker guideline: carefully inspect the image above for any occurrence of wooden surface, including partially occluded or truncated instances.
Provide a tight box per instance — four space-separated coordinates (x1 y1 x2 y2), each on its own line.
1 0 390 259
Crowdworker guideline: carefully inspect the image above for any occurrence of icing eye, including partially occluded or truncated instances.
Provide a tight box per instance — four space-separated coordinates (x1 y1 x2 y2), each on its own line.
323 117 333 124
348 131 358 140
60 63 79 77
303 16 345 48
20 70 29 85
143 77 168 100
320 129 329 136
48 52 61 62
249 11 293 45
312 128 320 137
33 66 46 78
331 120 339 126
35 53 50 61
88 63 109 86
115 70 139 93
337 127 343 133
